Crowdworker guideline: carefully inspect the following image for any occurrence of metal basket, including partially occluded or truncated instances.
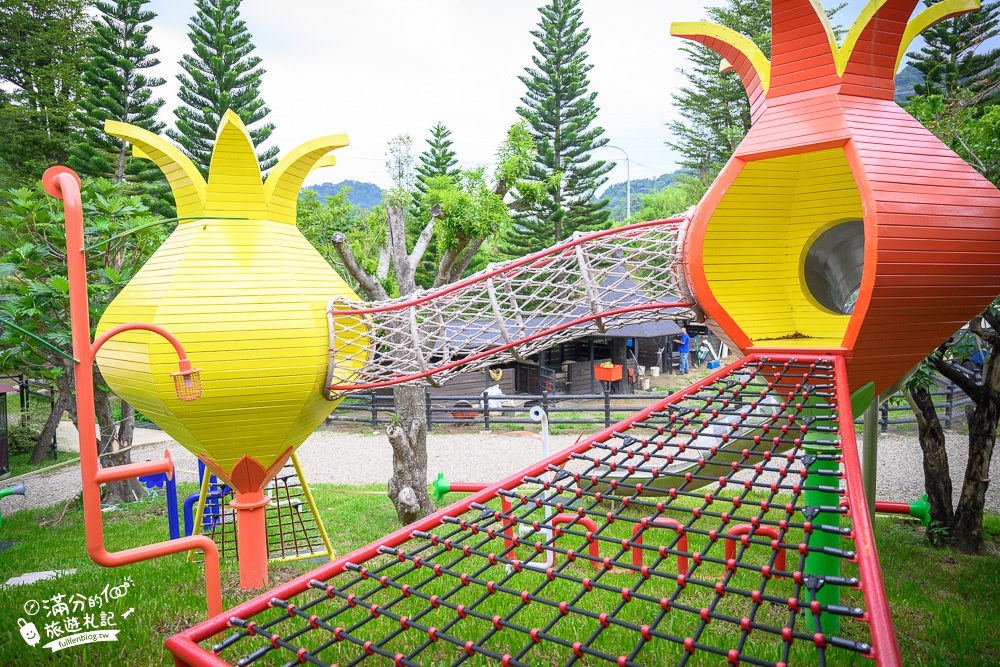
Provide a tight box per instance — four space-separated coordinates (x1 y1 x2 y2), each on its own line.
170 368 203 402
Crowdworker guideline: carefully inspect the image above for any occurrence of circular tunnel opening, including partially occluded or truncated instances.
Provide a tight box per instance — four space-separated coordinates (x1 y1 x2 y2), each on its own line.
803 220 865 315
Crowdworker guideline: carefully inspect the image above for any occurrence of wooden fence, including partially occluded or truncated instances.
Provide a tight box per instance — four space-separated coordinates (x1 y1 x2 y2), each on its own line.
327 378 971 432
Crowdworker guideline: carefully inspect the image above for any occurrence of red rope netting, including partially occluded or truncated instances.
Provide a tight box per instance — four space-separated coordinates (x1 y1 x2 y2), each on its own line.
168 354 900 667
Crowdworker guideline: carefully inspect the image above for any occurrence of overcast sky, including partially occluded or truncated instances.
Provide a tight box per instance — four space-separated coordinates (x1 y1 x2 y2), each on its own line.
143 0 916 192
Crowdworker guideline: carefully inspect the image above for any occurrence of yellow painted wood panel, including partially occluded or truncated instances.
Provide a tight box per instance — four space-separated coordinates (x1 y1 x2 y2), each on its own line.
703 148 863 347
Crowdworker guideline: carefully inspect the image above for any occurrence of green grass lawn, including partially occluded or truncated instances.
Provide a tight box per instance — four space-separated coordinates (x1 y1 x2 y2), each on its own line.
4 451 80 480
0 484 997 666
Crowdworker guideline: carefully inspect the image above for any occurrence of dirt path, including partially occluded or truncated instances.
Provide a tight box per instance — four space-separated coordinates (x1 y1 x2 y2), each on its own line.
2 422 998 515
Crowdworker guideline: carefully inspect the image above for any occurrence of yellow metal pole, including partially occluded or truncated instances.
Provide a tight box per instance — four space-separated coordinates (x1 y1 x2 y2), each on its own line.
291 451 334 561
187 472 213 564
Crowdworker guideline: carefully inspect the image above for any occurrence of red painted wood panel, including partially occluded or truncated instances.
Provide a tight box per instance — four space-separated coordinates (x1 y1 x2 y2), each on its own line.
770 0 839 95
840 0 917 96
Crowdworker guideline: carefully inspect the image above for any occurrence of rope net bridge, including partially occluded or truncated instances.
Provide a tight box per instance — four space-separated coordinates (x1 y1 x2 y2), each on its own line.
325 219 696 395
168 354 900 667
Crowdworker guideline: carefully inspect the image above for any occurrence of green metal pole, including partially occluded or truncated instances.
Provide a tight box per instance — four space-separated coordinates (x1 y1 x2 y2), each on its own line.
862 396 879 523
802 389 841 635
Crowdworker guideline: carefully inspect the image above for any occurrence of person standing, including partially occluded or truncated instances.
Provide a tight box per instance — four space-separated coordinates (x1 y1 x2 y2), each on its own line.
678 326 691 374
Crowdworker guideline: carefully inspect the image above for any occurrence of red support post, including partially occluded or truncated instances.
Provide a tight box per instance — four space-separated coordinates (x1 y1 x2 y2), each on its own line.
42 166 222 618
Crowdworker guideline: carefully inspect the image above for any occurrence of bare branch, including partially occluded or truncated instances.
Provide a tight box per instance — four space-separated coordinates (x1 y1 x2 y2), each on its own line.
408 218 436 273
930 352 981 402
970 314 1000 346
331 232 388 301
979 308 1000 333
386 204 417 295
450 237 485 282
433 237 471 288
376 243 390 281
955 133 988 173
493 178 510 200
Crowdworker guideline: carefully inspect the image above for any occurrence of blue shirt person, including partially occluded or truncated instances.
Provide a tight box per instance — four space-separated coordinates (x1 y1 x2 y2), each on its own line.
677 327 691 374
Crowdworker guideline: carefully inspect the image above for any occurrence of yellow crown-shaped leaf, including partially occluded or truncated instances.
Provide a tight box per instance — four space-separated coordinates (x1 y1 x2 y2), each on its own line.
106 109 349 223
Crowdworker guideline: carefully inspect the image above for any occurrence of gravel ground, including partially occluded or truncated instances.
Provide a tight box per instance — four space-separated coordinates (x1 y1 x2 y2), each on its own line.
2 422 998 516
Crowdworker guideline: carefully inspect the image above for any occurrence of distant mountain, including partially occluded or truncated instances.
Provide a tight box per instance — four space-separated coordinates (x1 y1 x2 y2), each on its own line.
599 170 690 222
304 180 383 209
895 64 922 103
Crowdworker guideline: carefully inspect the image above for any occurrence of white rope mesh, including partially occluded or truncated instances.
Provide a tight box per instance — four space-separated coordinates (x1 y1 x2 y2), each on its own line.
325 219 696 397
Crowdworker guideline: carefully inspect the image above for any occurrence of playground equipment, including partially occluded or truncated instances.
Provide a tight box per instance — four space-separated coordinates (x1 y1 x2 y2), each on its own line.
41 166 222 616
161 2 1000 666
168 356 890 666
93 113 364 589
187 453 334 564
137 467 181 540
0 482 25 529
671 0 1000 398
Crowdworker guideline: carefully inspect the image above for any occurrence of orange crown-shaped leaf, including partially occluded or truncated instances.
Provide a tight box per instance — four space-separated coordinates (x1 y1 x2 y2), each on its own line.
672 0 981 109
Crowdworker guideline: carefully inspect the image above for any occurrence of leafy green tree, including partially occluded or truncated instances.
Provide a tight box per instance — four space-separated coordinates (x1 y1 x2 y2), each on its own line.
502 0 612 257
412 123 461 287
633 185 699 223
903 60 1000 552
68 0 172 215
415 122 460 198
906 0 1000 100
328 122 537 525
907 93 1000 185
298 189 394 298
167 0 278 176
0 179 167 502
0 0 90 187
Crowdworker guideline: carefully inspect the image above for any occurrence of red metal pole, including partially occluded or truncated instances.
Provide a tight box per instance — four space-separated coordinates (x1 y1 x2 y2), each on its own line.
42 166 222 618
832 356 902 667
231 489 270 589
447 482 491 493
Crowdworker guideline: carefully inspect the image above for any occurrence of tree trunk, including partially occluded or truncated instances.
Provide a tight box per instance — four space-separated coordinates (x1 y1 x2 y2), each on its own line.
93 368 144 504
905 386 955 534
28 369 74 465
953 393 998 554
385 384 435 525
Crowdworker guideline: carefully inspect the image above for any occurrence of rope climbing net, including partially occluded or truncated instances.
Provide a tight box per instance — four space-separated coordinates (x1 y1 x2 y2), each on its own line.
325 219 695 395
196 455 333 564
169 354 899 667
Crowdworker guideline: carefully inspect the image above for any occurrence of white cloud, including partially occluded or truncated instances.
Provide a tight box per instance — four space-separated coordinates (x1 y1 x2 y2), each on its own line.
144 0 916 190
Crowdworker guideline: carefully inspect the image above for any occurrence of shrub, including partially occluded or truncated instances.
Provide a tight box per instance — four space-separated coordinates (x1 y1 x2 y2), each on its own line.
6 406 49 455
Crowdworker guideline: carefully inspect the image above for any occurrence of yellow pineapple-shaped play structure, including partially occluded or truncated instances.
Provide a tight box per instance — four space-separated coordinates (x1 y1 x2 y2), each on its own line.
96 111 363 500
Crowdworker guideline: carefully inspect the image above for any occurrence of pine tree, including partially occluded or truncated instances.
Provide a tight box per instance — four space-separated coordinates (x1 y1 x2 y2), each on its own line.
907 0 1000 100
665 0 771 187
68 0 170 213
500 0 612 258
415 122 459 198
0 0 90 187
167 0 277 176
411 122 460 287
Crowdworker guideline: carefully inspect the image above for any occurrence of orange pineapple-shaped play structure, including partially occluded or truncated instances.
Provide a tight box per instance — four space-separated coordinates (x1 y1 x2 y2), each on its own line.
672 0 1000 396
